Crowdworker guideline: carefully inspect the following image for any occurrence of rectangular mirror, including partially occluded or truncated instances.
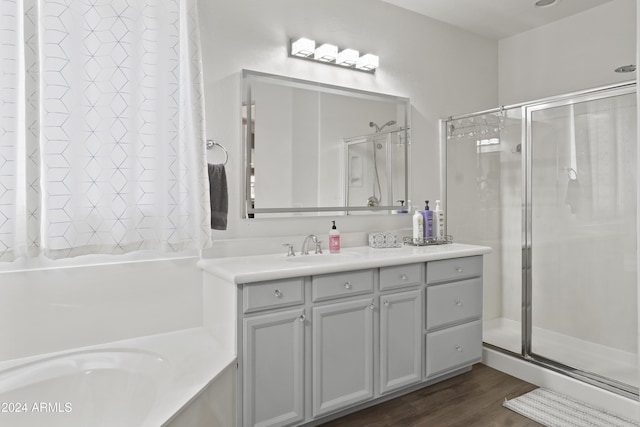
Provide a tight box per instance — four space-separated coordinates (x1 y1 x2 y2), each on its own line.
243 70 410 218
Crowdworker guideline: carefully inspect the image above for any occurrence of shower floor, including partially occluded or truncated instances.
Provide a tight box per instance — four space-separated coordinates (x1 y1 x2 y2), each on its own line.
484 317 639 389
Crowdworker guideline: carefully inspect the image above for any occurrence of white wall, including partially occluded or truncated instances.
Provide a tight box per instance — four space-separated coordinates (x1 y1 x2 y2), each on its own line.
253 82 294 209
0 257 202 362
199 0 498 246
499 0 636 105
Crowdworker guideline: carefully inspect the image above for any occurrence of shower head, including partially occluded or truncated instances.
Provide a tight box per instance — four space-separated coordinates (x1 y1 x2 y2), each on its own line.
369 120 397 133
615 64 636 73
381 120 396 130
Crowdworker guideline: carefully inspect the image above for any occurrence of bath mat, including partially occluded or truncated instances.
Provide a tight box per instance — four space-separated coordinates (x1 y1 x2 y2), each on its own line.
503 388 639 427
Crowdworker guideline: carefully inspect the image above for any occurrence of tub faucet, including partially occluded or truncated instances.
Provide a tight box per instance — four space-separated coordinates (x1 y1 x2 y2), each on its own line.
300 235 322 255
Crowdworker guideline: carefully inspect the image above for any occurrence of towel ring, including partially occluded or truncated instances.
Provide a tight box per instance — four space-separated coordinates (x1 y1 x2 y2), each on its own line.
206 139 228 165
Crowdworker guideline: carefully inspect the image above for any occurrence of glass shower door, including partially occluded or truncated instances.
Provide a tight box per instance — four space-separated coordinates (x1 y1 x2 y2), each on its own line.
445 108 523 355
526 88 638 393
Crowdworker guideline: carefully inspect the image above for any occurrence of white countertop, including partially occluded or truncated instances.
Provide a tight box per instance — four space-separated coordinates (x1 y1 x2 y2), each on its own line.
197 243 491 284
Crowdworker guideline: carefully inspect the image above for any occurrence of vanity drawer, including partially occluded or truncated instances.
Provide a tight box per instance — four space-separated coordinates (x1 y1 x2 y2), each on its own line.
426 256 482 284
243 278 305 314
312 269 374 302
425 320 482 378
426 277 482 330
379 263 423 291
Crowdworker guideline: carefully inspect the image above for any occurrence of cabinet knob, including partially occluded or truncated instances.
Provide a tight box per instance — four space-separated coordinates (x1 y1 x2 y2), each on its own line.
454 298 463 307
298 314 306 322
384 300 390 307
455 345 464 352
344 281 352 290
274 289 282 298
400 274 408 281
455 267 463 273
369 302 375 310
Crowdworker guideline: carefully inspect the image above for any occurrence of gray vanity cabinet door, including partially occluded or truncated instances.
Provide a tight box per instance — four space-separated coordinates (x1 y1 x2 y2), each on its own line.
312 298 374 418
243 308 305 427
379 289 422 394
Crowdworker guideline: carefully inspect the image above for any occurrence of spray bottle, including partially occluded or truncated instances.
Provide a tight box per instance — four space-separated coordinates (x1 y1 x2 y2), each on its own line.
434 200 445 241
412 209 424 242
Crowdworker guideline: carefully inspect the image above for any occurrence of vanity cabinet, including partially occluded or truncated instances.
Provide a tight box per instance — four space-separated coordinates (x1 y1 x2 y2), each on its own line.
241 285 306 427
379 288 422 394
425 257 483 378
312 297 375 417
233 253 485 427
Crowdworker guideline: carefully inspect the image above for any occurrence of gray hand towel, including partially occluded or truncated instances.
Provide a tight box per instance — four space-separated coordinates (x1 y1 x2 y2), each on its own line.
208 163 228 230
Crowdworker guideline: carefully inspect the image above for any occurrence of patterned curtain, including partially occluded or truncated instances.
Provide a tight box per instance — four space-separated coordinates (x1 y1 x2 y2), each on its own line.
0 0 210 261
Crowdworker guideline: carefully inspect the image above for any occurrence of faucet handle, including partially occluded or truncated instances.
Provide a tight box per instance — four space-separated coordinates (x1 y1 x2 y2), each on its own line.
283 243 296 257
314 240 323 254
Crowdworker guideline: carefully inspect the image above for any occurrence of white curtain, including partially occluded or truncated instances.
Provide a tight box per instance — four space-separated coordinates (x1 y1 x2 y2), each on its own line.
0 0 210 261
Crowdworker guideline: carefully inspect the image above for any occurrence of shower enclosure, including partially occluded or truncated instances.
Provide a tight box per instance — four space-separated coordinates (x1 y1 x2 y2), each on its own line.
443 82 638 397
344 127 409 212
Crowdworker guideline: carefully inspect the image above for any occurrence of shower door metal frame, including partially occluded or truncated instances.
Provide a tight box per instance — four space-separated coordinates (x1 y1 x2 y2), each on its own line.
521 83 638 399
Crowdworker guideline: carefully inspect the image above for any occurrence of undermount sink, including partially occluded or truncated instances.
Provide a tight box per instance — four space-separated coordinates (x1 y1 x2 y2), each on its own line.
286 251 362 263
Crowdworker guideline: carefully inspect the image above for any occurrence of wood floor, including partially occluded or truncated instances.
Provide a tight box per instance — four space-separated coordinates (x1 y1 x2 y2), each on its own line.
320 364 542 427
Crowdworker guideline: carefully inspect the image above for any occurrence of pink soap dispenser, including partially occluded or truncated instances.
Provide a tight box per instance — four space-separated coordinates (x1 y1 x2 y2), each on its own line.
329 221 341 253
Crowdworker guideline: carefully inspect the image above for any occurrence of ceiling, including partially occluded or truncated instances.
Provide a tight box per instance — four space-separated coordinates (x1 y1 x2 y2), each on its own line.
380 0 615 40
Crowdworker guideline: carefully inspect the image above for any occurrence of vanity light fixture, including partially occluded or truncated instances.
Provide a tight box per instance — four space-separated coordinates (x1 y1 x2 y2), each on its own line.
356 53 379 71
291 37 315 57
337 48 359 66
290 37 378 73
314 43 338 62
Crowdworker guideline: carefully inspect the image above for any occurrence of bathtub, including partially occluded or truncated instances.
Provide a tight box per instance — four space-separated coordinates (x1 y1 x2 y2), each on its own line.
0 328 235 427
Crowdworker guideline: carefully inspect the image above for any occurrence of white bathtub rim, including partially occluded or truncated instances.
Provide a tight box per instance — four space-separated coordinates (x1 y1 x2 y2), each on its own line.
0 348 170 395
0 327 234 427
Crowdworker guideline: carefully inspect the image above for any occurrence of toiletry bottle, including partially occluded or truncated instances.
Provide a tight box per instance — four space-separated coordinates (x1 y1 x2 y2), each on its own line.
412 209 423 242
329 221 341 253
434 200 445 241
396 200 407 214
422 200 434 241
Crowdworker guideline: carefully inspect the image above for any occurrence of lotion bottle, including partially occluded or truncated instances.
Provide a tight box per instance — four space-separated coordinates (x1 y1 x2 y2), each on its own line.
422 200 434 240
412 209 423 242
434 200 445 241
329 221 341 253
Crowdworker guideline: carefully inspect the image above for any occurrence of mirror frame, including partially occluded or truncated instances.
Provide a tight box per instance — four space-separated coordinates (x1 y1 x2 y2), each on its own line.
242 69 411 218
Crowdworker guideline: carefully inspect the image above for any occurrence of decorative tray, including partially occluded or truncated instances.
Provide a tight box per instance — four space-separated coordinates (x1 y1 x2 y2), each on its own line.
402 235 454 246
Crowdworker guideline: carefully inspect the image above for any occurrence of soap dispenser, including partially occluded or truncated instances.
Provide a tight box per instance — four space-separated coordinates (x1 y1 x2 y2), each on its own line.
422 200 434 240
329 221 341 253
396 200 407 214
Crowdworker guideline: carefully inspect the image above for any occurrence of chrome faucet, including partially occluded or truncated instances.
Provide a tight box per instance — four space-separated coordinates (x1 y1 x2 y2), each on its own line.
282 243 296 257
300 234 322 255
